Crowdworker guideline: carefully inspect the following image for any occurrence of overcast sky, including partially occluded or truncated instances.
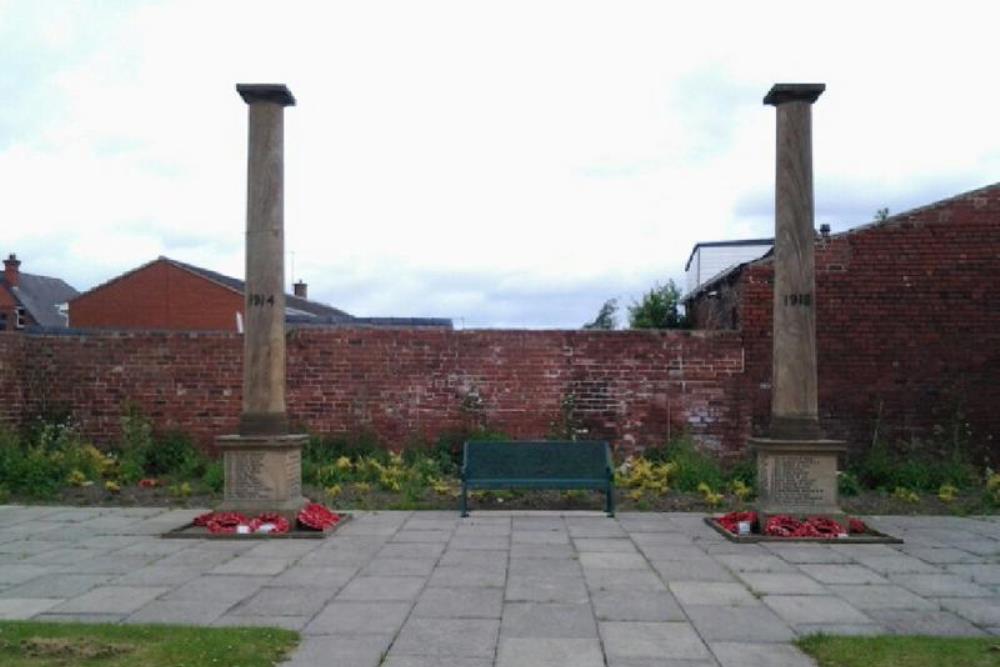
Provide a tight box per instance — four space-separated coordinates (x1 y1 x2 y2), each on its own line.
2 1 998 328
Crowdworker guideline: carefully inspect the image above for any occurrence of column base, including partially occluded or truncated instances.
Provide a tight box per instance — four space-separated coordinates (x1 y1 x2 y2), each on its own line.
749 437 847 525
215 433 307 522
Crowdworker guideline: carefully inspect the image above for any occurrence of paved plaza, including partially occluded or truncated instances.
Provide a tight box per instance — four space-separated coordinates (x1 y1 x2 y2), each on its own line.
0 506 998 666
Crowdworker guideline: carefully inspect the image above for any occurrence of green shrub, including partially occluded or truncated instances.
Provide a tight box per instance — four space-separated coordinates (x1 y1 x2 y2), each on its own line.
855 438 975 492
202 461 224 493
838 471 861 497
146 431 204 478
660 435 724 493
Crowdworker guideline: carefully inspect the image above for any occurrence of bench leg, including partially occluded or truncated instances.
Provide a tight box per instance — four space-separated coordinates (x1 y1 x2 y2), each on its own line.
605 483 615 517
460 482 469 517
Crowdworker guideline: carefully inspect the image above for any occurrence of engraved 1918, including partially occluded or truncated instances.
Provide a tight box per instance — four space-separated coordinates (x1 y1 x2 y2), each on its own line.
248 293 275 307
782 292 812 307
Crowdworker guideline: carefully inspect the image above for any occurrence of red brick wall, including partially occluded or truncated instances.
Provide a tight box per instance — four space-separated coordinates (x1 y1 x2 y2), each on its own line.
70 260 244 331
3 328 749 456
691 184 1000 457
0 334 24 424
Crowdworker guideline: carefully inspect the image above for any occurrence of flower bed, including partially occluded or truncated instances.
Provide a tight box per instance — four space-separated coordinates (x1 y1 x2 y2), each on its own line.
707 511 902 543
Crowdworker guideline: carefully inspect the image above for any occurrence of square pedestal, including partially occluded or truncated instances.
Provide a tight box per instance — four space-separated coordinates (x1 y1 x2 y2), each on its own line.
215 433 308 520
750 437 847 523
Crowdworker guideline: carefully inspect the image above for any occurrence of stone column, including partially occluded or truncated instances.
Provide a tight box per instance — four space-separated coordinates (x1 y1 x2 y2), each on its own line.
751 83 845 523
216 84 306 520
238 84 294 436
767 84 822 441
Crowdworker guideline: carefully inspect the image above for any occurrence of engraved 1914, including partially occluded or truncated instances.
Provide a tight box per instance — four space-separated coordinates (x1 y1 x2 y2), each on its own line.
782 292 813 307
247 293 275 307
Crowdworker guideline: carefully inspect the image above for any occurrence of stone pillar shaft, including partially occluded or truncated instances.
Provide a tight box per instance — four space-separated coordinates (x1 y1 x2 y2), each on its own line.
770 98 819 440
237 85 295 436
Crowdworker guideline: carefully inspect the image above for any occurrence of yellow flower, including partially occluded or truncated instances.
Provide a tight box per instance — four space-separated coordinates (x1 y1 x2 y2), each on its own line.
938 484 957 503
326 484 342 499
334 456 353 471
353 482 372 494
104 480 121 493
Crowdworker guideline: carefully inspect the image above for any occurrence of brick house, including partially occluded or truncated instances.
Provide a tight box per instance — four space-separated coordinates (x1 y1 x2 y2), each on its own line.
683 181 1000 455
68 256 353 331
0 254 79 331
68 257 452 331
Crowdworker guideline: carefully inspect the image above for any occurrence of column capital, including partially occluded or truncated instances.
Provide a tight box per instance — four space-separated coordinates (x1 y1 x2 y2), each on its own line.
237 83 296 107
763 83 824 106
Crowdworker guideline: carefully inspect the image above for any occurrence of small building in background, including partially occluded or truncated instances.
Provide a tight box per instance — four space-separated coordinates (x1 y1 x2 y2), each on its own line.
684 238 773 298
68 256 451 331
0 253 79 331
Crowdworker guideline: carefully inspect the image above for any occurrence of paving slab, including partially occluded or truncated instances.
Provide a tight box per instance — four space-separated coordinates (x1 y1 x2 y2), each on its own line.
211 556 295 576
414 586 503 618
231 585 335 617
714 554 797 573
592 589 686 622
670 581 758 607
270 564 358 589
573 538 638 552
937 597 1000 626
0 573 112 599
579 552 649 570
430 564 507 588
601 621 712 661
796 564 889 585
162 575 269 604
685 604 795 643
392 618 500 658
652 559 738 583
305 600 412 636
584 568 665 592
282 634 391 667
51 585 169 614
510 543 575 559
363 557 438 576
828 584 938 610
763 595 872 626
337 575 426 601
867 608 986 636
507 574 590 604
737 572 829 596
501 602 597 638
710 641 815 667
125 599 232 625
0 598 63 619
496 637 603 667
889 573 995 597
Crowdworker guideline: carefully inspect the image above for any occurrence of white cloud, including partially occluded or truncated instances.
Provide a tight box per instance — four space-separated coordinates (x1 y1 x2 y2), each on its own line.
1 0 998 327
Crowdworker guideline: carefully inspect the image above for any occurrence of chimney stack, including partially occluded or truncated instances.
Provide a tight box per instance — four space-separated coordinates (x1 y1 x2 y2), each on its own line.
293 280 308 299
3 254 20 287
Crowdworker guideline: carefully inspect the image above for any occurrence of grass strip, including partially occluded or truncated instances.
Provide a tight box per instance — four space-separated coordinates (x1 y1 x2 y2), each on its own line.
0 621 298 667
797 634 1000 667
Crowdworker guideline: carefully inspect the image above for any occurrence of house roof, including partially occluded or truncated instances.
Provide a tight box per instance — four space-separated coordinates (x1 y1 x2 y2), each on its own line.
683 238 773 271
0 272 79 327
71 256 353 321
169 259 353 321
69 256 454 328
681 180 1000 303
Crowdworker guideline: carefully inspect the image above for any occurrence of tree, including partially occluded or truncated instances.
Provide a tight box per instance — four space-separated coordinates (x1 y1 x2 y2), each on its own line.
874 207 890 222
628 279 686 329
583 298 618 330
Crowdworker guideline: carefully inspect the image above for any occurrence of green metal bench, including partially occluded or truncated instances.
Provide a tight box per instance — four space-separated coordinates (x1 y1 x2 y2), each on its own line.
460 440 615 517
